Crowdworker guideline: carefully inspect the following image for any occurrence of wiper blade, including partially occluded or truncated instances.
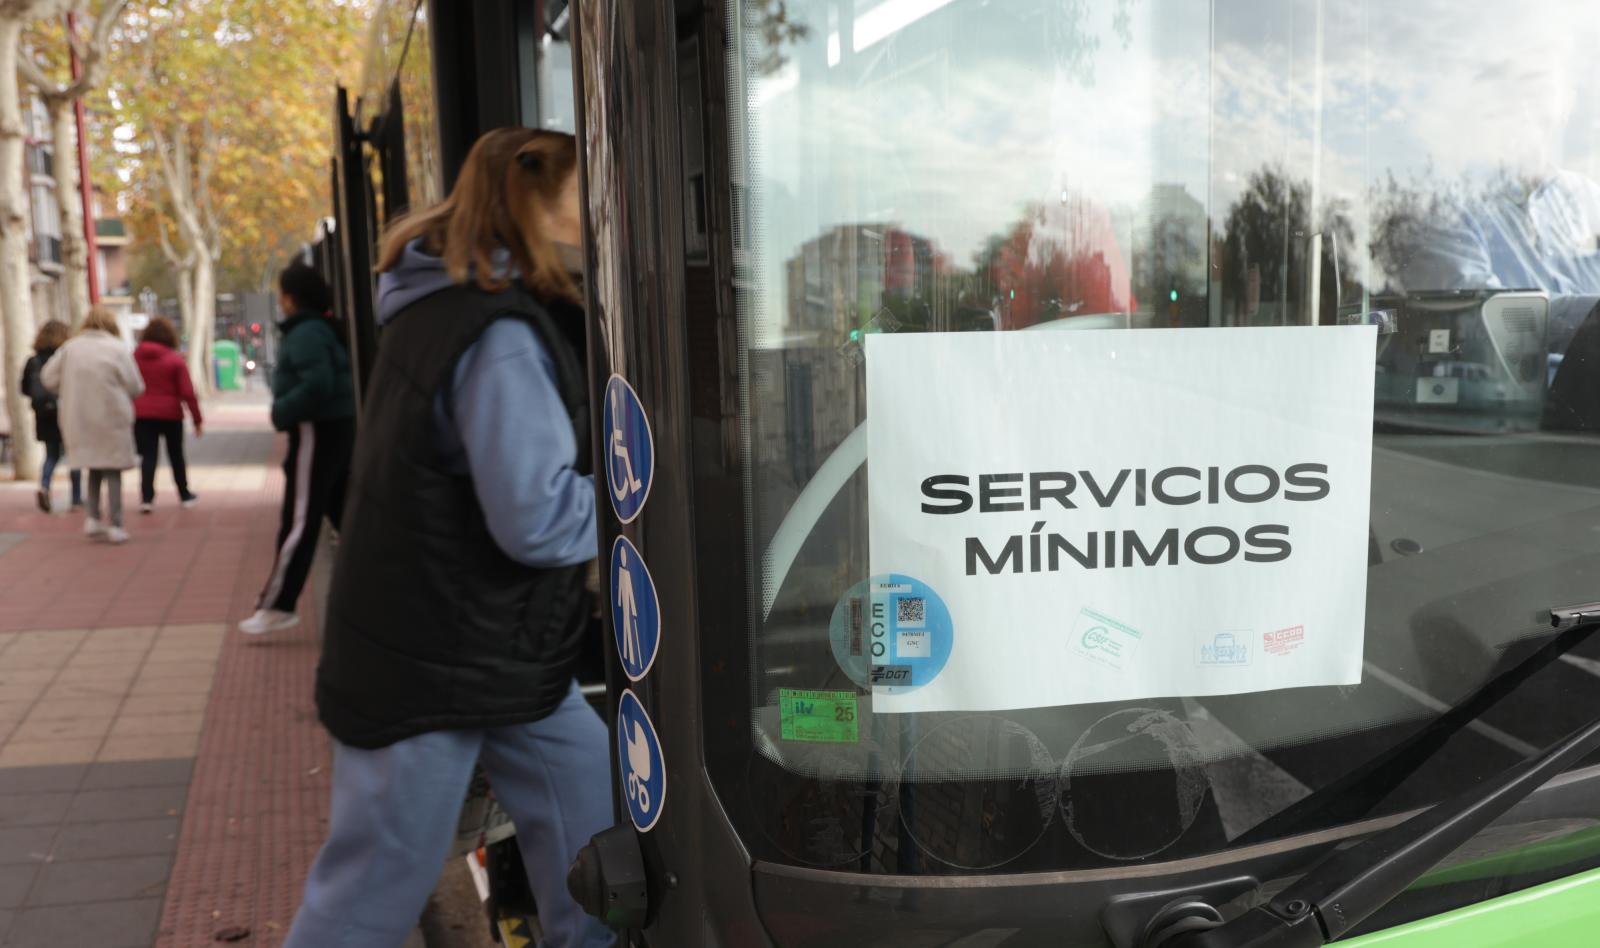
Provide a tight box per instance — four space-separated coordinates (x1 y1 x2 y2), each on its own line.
1165 709 1600 948
1234 616 1600 847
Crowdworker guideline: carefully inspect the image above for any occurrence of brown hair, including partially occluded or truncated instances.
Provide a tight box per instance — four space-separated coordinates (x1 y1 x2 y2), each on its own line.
32 319 68 352
376 128 579 303
141 316 179 348
80 305 120 335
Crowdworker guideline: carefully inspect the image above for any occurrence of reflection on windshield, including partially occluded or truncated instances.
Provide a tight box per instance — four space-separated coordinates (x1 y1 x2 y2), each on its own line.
726 0 1600 878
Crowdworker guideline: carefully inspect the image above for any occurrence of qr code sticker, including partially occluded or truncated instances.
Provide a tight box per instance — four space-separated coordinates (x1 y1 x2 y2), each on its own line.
896 596 926 628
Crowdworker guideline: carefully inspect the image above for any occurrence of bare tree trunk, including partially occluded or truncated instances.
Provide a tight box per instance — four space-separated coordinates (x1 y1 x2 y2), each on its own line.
175 262 194 335
47 97 88 328
0 19 40 480
187 252 215 396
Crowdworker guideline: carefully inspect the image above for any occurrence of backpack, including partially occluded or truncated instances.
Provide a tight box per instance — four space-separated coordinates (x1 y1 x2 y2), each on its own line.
21 354 58 419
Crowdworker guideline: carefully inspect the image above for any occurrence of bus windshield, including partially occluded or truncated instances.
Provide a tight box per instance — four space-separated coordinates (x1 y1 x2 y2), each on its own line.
722 0 1600 878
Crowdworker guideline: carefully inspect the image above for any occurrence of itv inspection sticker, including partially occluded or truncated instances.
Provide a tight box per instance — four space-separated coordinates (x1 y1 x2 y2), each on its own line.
1069 608 1142 671
778 689 859 743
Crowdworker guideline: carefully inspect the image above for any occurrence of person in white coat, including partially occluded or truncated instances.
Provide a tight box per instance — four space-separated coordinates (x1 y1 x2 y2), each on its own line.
41 306 146 544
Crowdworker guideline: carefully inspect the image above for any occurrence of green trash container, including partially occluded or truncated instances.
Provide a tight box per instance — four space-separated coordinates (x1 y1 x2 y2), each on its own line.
213 340 244 391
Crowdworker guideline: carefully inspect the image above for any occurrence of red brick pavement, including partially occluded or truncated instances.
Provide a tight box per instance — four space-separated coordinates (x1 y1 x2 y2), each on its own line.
0 396 335 947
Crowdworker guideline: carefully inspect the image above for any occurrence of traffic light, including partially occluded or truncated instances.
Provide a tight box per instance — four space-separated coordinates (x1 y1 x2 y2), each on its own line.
1169 289 1179 302
250 322 261 334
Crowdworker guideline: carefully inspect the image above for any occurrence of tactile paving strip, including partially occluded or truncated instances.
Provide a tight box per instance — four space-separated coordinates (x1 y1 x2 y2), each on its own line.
151 406 335 948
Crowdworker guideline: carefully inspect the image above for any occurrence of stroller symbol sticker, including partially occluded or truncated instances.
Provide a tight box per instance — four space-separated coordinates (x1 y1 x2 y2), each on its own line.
617 689 665 832
603 374 654 523
610 535 660 681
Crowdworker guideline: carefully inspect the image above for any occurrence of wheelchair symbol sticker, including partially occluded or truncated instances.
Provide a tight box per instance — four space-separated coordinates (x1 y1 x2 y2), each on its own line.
617 689 665 832
611 535 660 681
603 374 654 524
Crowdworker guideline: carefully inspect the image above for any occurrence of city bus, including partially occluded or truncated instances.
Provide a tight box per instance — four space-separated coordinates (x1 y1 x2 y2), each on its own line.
332 1 1600 945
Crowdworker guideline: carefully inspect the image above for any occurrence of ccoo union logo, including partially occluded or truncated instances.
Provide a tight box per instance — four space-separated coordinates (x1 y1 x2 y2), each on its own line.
1264 625 1305 656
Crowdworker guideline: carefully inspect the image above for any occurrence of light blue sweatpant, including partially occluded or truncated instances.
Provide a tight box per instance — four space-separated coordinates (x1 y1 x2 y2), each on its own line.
284 681 617 948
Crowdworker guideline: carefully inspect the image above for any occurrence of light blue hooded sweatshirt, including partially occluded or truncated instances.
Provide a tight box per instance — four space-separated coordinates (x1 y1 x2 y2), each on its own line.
375 240 595 568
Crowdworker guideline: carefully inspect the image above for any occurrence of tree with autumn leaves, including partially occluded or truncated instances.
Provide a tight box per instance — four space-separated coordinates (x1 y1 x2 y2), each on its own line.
1 0 362 480
102 0 363 397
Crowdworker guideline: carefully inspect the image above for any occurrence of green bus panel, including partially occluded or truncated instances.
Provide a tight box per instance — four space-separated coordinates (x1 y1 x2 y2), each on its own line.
1345 867 1600 947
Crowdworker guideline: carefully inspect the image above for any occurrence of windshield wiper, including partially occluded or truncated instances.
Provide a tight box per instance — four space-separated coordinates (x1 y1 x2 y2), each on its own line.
1105 612 1600 947
1157 706 1600 947
1234 616 1600 846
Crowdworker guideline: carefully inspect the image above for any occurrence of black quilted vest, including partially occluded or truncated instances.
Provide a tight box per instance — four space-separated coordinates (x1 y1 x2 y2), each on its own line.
316 283 592 749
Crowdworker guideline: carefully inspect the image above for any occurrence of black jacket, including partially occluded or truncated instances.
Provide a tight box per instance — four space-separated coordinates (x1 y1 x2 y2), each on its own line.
316 283 592 748
21 348 60 443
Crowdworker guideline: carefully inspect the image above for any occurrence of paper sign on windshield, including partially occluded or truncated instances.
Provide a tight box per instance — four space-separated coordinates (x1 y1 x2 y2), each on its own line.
865 326 1375 713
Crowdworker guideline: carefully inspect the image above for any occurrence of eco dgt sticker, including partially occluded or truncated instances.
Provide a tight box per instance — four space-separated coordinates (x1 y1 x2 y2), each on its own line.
778 689 859 743
828 574 953 694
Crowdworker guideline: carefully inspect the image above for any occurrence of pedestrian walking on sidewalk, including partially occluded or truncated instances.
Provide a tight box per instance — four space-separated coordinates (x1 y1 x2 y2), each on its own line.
283 129 613 948
238 261 355 636
40 306 145 544
133 316 203 514
21 319 82 512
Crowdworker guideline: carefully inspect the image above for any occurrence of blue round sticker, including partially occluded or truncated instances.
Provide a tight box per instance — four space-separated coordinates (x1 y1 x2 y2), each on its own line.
610 535 660 681
603 374 654 524
617 689 665 832
827 574 953 694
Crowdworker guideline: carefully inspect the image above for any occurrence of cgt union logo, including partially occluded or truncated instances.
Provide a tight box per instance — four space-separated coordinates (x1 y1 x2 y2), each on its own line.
1199 632 1251 666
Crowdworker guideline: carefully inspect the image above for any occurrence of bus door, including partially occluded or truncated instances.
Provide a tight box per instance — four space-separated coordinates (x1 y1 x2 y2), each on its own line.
570 1 1600 946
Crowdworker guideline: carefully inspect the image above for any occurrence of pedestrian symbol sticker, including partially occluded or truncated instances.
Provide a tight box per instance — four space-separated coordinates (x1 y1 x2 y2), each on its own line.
617 689 665 832
610 535 660 681
603 374 654 524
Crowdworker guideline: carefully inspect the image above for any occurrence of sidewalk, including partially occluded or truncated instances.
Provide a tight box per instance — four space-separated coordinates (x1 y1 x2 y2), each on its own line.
0 393 335 947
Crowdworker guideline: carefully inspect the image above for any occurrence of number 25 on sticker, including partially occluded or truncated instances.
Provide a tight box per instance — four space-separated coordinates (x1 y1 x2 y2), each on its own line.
779 689 859 743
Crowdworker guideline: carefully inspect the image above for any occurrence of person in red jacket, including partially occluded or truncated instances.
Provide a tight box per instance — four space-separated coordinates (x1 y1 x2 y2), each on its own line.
132 317 203 513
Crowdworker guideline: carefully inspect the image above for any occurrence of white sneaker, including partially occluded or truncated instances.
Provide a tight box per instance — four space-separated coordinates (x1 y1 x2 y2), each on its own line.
139 503 153 515
106 527 130 545
83 517 106 540
180 496 199 509
239 609 300 636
